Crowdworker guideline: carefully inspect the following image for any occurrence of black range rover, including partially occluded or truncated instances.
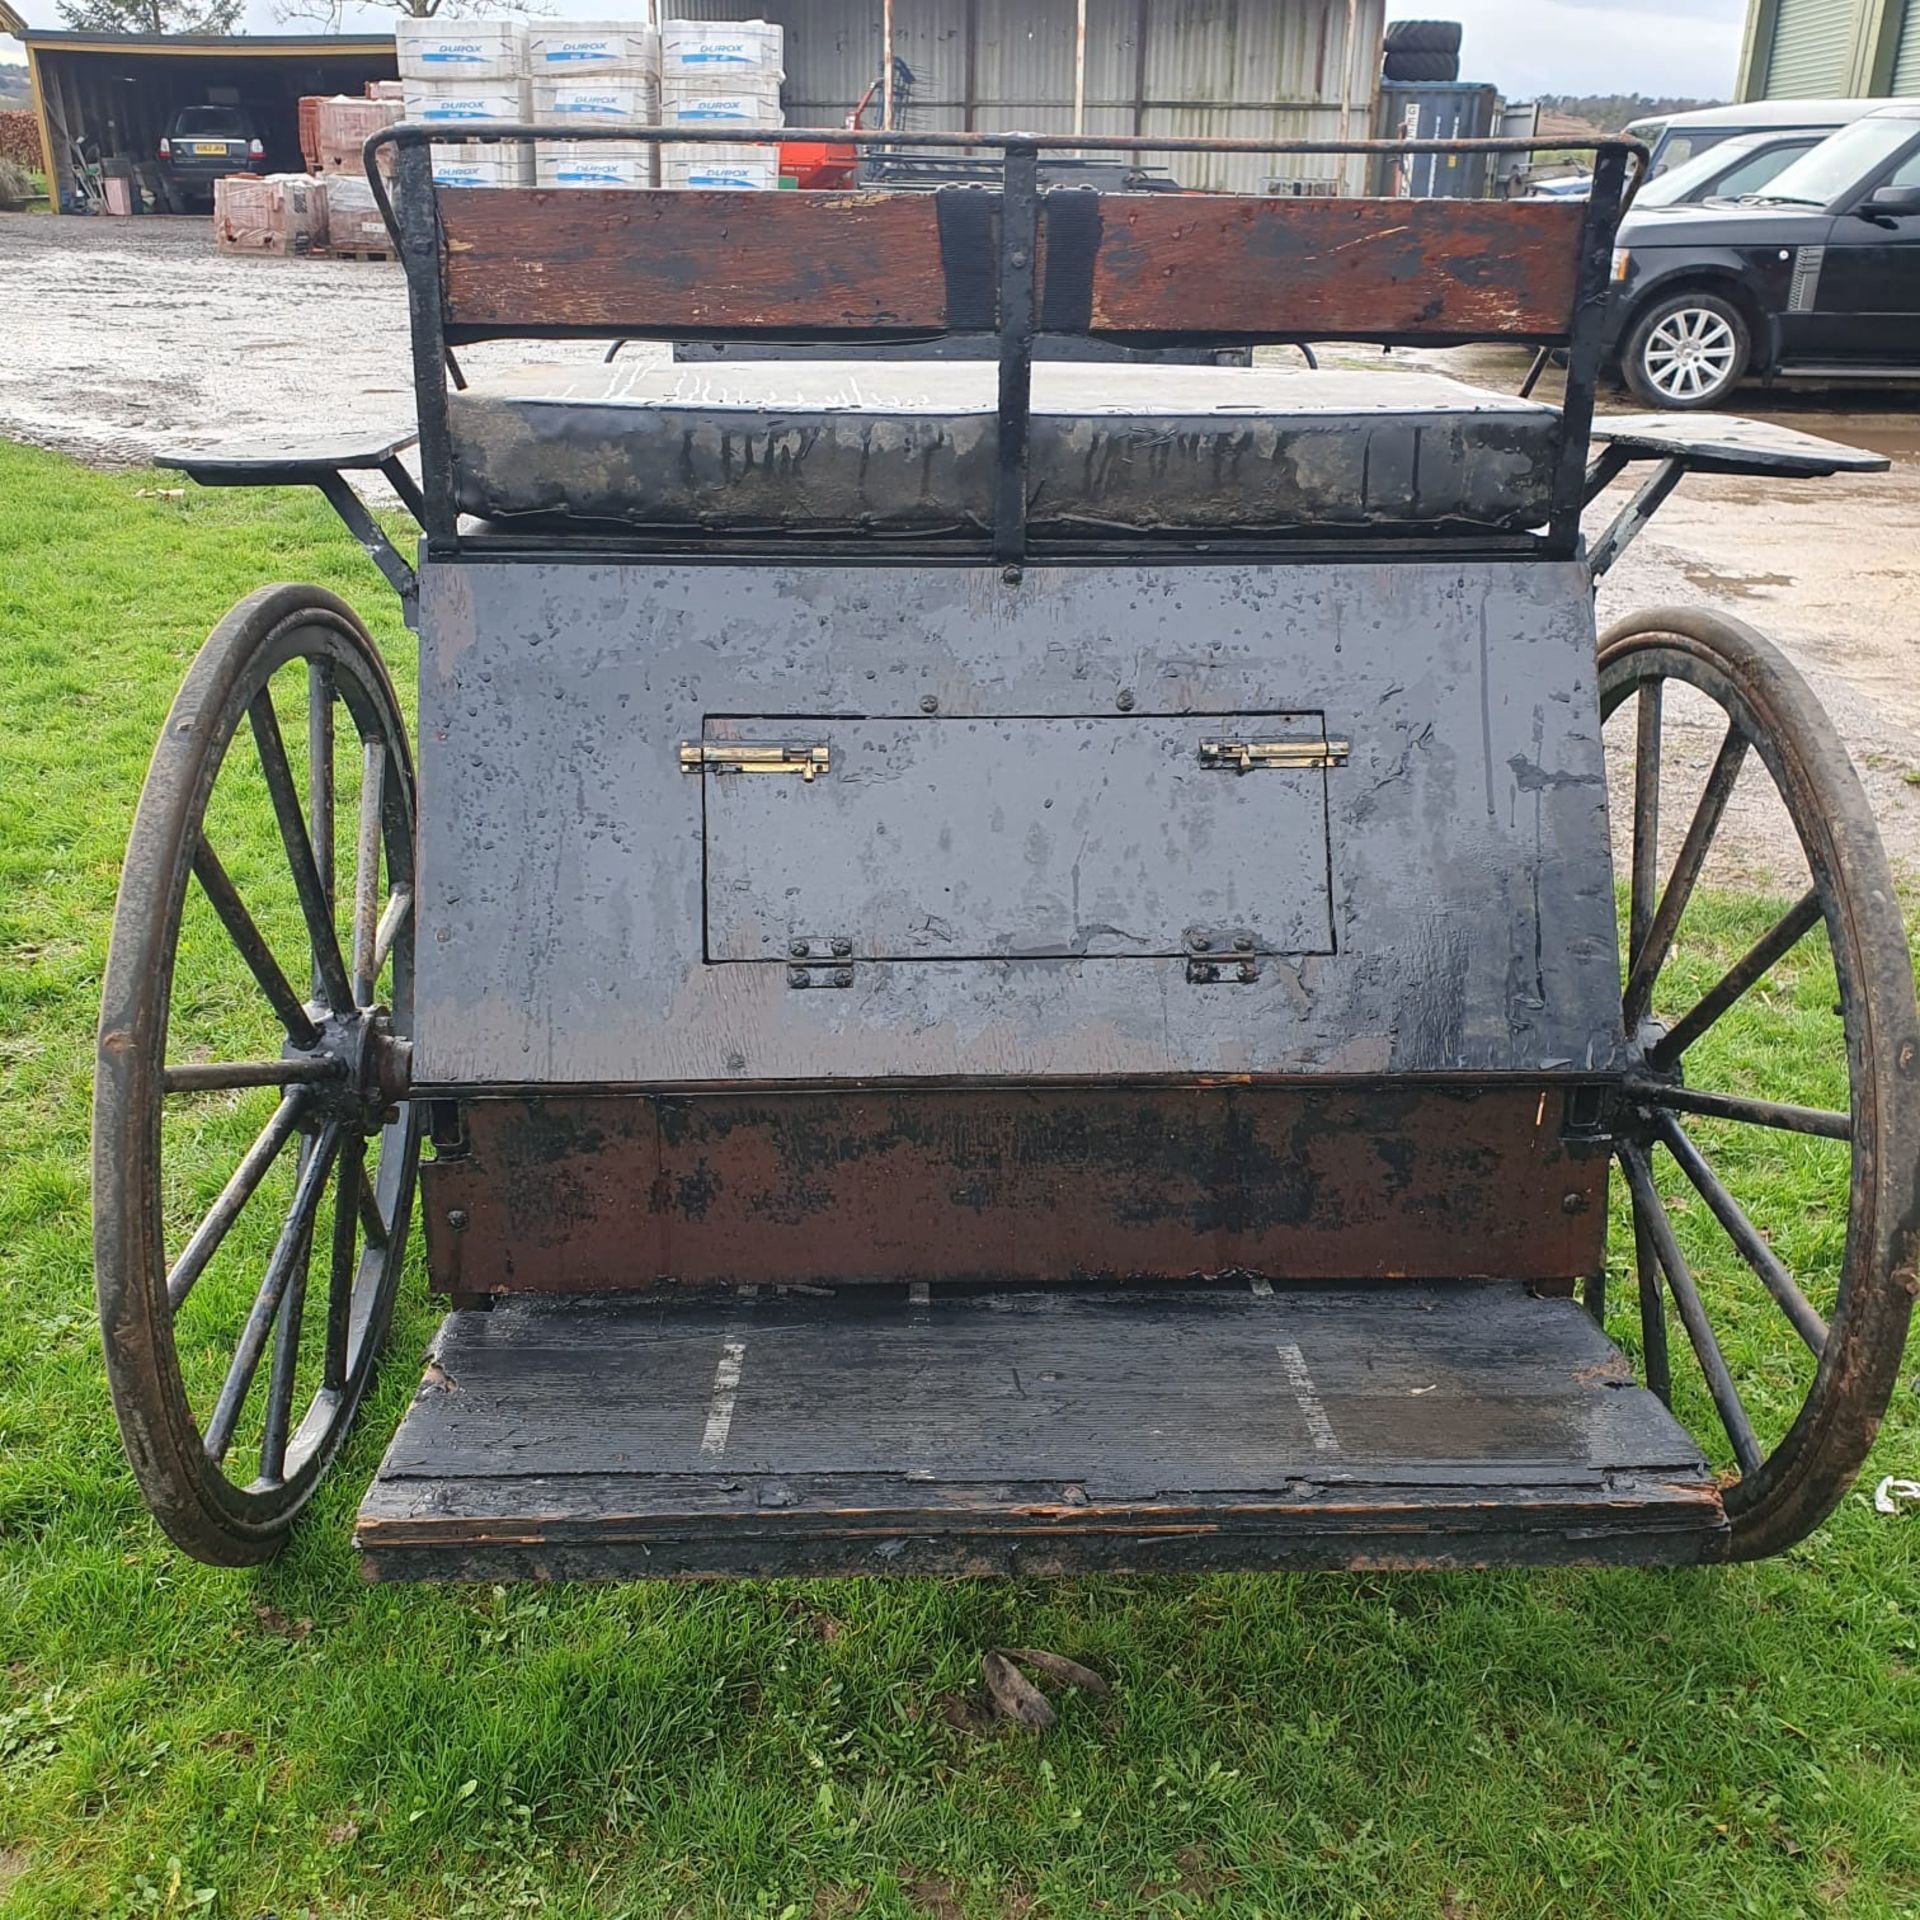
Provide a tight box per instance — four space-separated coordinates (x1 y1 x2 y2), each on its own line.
158 105 266 209
1602 101 1920 409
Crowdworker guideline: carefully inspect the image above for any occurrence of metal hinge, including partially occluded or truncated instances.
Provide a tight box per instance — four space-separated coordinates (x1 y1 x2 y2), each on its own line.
1185 928 1262 984
681 742 830 780
786 936 856 988
1198 737 1349 772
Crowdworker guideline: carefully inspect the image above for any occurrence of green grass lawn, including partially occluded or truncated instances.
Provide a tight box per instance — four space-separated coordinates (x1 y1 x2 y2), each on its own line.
2 437 1918 1919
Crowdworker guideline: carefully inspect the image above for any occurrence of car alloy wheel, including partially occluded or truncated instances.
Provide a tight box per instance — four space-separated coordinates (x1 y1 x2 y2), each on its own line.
1640 305 1741 404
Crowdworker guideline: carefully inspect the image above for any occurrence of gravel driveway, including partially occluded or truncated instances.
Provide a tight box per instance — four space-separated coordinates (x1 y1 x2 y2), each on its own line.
6 209 1920 886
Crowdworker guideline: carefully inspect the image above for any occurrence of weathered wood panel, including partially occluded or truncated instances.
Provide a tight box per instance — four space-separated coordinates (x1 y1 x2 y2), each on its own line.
439 187 968 333
412 559 1621 1087
357 1284 1728 1580
437 187 1581 343
1083 196 1585 339
419 1085 1613 1295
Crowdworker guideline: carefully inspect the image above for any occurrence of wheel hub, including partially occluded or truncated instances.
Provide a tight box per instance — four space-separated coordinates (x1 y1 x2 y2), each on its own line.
1618 1016 1682 1136
287 1007 411 1134
1626 1014 1675 1073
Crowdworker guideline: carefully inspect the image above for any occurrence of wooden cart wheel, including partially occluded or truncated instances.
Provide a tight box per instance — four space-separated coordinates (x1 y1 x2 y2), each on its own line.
1599 607 1920 1560
95 586 418 1565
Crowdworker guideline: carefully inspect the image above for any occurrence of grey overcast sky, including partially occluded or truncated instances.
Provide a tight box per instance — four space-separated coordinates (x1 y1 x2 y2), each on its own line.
1 0 1750 101
1437 0 1744 100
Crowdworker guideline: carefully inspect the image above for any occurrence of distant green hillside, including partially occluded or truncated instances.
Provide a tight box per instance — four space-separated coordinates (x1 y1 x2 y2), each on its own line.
1535 91 1727 132
0 66 32 111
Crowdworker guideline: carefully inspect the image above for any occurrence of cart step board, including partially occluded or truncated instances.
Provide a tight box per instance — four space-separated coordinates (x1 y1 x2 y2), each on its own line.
357 1283 1729 1580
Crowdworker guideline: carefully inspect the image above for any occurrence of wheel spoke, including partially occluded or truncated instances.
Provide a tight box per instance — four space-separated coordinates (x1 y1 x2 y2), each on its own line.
1648 887 1822 1070
1630 681 1662 973
203 1123 340 1465
249 688 356 1015
166 1093 307 1311
258 1140 323 1486
190 838 320 1049
1623 723 1749 1030
324 1135 367 1392
1631 1188 1671 1404
1627 1076 1851 1140
1620 1143 1764 1477
372 886 413 979
1652 1111 1829 1355
356 1162 390 1250
163 1057 344 1095
351 740 386 1007
308 658 335 1004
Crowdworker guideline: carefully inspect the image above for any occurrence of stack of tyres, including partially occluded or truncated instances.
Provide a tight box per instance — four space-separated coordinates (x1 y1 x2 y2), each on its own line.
1381 18 1463 84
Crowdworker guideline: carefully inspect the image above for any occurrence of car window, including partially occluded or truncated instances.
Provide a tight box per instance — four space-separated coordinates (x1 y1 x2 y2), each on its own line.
1648 129 1731 176
1636 136 1802 206
1883 147 1920 190
1712 141 1814 198
172 107 248 137
1755 116 1920 205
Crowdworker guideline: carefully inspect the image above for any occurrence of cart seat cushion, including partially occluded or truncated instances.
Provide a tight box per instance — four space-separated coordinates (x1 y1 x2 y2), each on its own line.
447 361 1562 538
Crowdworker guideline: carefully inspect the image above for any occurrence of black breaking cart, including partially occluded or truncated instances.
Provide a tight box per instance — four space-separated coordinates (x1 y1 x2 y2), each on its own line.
92 127 1920 1578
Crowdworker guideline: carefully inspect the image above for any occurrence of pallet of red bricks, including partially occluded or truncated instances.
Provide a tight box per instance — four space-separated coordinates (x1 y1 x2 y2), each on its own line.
313 94 405 175
213 174 329 254
323 175 391 253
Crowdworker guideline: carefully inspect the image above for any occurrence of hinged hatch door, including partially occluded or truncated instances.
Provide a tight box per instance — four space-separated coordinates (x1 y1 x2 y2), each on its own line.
695 712 1339 963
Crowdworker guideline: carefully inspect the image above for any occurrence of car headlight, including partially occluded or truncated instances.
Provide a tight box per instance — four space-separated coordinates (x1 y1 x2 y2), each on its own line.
1611 247 1632 283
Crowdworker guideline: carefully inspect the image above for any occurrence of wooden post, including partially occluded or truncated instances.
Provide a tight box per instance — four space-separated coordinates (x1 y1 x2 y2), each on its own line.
26 45 63 207
1335 0 1359 193
882 0 895 131
1130 0 1148 138
1073 0 1087 136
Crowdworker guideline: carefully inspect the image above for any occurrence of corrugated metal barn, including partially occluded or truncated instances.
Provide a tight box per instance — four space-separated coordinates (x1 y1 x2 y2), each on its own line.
1738 0 1920 99
673 0 1387 191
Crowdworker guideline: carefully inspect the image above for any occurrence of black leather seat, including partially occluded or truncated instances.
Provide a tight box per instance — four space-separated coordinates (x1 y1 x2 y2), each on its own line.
447 360 1562 538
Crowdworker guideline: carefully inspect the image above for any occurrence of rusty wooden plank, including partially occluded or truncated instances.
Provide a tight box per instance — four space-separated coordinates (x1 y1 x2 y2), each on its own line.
1081 196 1584 340
356 1285 1728 1581
439 187 966 333
360 1484 1729 1581
419 1083 1611 1294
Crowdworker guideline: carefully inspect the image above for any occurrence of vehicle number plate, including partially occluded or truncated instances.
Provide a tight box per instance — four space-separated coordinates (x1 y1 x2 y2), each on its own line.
193 142 228 155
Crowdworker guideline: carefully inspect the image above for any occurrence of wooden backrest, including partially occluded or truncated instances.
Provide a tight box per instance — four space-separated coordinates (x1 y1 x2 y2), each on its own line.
382 128 1639 556
434 186 1587 346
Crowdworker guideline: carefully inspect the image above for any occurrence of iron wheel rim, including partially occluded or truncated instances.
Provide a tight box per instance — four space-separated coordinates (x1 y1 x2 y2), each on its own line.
94 585 418 1564
1598 606 1920 1558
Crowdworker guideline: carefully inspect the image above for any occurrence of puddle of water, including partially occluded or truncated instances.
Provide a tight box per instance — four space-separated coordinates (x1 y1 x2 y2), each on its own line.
1680 562 1795 600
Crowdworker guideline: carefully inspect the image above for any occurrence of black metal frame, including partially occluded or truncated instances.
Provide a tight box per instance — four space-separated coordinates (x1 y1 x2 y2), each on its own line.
160 435 425 623
1581 418 1891 579
364 122 1642 568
